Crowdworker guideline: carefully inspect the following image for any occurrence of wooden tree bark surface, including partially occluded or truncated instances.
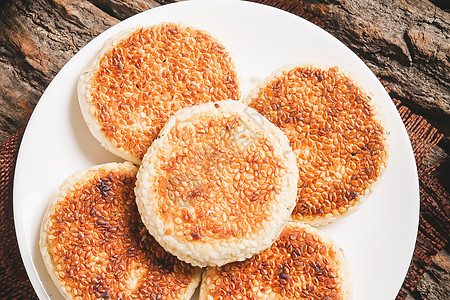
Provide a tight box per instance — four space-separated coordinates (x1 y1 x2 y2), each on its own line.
0 0 448 299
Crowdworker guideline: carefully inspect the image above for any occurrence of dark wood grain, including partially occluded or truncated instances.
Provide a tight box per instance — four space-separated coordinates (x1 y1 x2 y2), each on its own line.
0 0 448 298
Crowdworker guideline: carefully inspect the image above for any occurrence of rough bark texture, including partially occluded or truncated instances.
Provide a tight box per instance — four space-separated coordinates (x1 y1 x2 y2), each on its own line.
305 0 450 126
0 0 448 298
0 0 119 139
411 249 450 299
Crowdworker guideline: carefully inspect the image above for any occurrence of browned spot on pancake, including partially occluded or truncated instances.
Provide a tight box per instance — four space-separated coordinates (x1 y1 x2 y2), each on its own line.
47 168 198 299
157 113 286 242
88 23 240 160
249 66 388 223
204 224 347 299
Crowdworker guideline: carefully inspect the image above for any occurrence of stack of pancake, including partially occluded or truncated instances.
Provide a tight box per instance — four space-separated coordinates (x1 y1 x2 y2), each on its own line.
40 22 388 299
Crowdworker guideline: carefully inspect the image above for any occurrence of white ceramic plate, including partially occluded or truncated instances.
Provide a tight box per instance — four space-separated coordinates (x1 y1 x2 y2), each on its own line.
14 0 419 299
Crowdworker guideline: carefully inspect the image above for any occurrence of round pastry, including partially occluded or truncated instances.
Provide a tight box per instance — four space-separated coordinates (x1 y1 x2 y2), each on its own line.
199 222 351 299
246 65 389 226
78 23 241 164
135 100 299 267
40 162 201 300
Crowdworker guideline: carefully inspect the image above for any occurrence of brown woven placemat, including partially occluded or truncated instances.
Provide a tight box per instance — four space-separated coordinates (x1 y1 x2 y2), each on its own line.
0 127 38 299
0 101 448 299
394 102 450 299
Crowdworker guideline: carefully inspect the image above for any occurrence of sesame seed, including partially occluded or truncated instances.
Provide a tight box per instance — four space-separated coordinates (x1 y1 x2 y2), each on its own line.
87 23 240 161
202 223 349 299
248 66 388 224
44 164 200 299
135 101 298 267
155 114 284 239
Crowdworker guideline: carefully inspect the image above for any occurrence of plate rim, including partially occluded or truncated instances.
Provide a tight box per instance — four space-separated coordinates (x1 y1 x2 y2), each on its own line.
13 0 420 299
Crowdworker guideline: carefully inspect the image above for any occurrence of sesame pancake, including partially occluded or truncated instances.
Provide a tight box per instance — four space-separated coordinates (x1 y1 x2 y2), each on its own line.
78 23 241 164
199 222 351 300
40 162 201 300
247 65 388 226
135 100 299 267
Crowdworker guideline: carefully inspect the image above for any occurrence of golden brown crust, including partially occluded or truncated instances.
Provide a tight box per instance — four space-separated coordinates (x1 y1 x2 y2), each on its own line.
40 162 201 300
135 100 298 267
78 23 241 164
247 65 388 225
200 222 351 300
